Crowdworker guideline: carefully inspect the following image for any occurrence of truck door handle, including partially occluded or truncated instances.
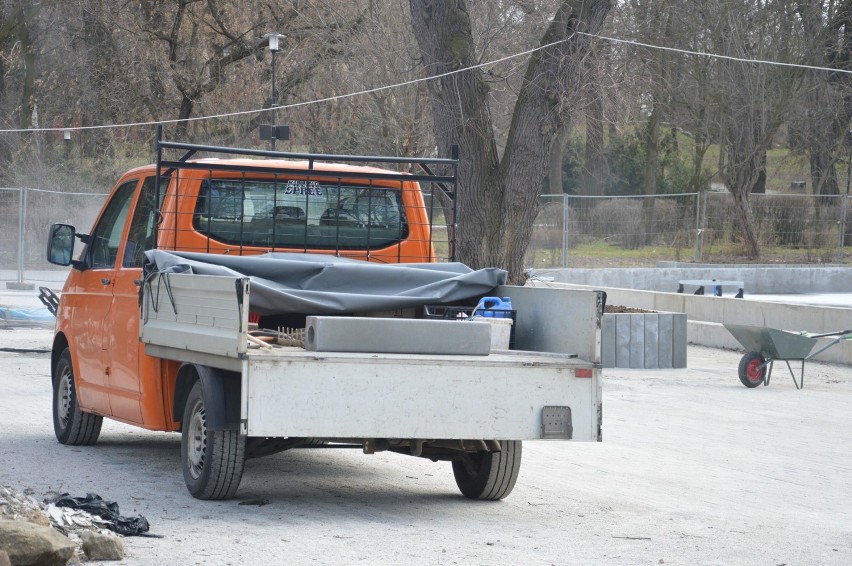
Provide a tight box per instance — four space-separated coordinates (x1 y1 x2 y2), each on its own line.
101 278 111 286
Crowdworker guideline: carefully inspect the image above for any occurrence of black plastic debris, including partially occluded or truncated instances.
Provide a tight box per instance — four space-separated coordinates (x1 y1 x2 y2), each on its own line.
50 493 150 536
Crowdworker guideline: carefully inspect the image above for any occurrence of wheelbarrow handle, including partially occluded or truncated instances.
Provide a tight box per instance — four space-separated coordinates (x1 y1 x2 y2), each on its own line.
803 329 852 339
805 334 852 361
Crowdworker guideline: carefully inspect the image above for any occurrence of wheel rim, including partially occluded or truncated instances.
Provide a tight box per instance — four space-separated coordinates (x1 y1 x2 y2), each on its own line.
746 358 764 383
56 366 73 428
186 400 207 480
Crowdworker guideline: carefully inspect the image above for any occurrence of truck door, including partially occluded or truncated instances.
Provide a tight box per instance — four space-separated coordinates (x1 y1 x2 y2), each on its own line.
104 176 160 425
69 179 138 416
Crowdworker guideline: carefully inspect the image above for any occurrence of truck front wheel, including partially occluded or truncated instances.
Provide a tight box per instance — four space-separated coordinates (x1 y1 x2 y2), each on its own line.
53 348 102 445
452 440 521 500
181 381 246 500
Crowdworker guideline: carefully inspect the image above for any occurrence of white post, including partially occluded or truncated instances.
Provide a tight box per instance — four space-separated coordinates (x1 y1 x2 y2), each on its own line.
838 195 848 262
16 188 26 284
561 194 569 268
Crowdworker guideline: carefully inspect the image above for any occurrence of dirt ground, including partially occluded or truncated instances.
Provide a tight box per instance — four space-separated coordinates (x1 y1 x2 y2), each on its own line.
0 312 850 565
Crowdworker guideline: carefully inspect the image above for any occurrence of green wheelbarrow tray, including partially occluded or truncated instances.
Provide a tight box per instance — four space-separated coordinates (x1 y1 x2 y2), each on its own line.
724 324 852 389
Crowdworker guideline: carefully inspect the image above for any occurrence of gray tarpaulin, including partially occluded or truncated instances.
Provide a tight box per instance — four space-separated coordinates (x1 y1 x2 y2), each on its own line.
143 250 507 315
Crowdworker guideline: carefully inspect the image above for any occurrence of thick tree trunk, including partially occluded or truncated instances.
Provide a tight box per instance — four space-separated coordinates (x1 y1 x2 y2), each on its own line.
410 0 612 283
547 123 572 196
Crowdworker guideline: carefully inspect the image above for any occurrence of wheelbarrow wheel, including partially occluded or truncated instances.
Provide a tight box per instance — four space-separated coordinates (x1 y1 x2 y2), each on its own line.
738 351 766 388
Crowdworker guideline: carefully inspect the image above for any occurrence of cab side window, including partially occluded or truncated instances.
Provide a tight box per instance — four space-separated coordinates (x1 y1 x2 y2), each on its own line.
89 180 137 269
123 177 162 268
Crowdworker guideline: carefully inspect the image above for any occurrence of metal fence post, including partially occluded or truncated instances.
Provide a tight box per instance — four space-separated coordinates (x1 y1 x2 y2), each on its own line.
839 195 849 262
17 188 26 284
561 194 569 268
694 191 706 262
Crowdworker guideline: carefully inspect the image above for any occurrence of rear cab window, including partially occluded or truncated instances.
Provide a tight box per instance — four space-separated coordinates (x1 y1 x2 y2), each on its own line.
192 178 407 250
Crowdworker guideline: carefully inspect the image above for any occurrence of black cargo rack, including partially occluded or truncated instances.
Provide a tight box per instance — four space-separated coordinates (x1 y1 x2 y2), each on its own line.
153 125 458 261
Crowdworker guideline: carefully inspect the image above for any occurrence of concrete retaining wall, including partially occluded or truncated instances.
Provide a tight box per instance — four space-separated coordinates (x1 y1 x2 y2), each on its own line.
534 266 852 294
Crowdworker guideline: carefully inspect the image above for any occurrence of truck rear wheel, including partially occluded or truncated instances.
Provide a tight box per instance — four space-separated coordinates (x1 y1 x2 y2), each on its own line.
53 348 102 445
181 381 246 500
452 440 521 500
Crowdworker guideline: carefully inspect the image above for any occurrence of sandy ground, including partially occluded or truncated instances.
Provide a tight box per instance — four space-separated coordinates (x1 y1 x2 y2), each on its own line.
1 288 851 565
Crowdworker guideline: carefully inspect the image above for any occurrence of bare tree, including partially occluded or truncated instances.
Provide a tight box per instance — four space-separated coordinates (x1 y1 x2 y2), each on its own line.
794 0 852 196
410 0 611 282
713 1 804 258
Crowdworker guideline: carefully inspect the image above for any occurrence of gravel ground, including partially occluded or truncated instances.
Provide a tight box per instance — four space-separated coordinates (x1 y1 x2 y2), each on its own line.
1 289 851 565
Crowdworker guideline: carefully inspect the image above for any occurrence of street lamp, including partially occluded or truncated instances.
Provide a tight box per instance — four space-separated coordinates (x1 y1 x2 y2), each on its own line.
263 33 286 151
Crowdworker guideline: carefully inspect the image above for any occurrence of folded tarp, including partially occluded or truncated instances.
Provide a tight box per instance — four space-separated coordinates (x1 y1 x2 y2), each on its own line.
143 250 507 315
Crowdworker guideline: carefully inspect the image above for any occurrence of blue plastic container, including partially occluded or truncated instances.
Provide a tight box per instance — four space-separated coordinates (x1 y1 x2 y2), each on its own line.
474 296 513 318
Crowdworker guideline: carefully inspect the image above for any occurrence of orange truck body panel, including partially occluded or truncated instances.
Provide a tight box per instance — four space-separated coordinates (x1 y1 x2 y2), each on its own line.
55 158 440 432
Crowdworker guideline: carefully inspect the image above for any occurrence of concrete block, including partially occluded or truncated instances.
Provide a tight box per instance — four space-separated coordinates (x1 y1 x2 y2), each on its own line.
658 314 673 369
304 316 492 355
615 314 631 367
629 314 645 369
601 316 615 368
644 314 659 369
602 312 687 369
672 313 688 368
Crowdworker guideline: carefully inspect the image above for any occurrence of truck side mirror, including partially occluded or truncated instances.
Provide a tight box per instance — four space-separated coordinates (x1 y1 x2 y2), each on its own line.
46 223 76 266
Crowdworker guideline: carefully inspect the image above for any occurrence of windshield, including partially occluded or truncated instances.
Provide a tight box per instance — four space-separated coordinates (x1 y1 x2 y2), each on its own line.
193 179 408 250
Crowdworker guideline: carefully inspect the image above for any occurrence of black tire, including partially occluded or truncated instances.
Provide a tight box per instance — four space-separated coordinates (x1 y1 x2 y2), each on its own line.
53 348 102 445
181 381 246 500
738 351 766 388
452 440 522 500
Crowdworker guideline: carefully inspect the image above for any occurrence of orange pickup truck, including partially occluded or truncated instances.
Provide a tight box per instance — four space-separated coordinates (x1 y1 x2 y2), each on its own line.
45 136 603 501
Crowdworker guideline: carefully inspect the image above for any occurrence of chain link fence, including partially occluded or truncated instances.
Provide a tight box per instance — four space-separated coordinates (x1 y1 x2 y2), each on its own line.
3 188 850 285
0 188 107 285
527 192 852 268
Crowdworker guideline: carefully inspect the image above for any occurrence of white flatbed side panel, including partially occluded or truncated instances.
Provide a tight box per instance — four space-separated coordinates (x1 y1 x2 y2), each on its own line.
243 352 596 440
141 273 249 358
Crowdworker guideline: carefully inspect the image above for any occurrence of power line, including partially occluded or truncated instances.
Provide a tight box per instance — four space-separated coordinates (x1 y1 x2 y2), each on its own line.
0 36 570 135
1 29 848 135
576 31 852 75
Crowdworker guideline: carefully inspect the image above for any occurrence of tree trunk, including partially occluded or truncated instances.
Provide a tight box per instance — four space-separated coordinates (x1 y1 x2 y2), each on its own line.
410 0 612 283
686 130 709 193
176 94 194 139
16 3 38 131
547 123 572 196
582 59 605 197
642 103 660 246
731 189 760 257
751 152 767 195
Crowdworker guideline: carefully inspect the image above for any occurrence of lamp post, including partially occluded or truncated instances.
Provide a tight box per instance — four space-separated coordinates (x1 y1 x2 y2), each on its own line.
265 33 285 151
63 129 71 160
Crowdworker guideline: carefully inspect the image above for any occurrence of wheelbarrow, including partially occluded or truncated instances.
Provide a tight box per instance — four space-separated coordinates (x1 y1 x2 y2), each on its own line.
724 324 852 390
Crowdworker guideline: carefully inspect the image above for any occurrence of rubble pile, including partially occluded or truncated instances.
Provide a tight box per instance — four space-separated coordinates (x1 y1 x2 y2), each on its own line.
0 485 125 563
